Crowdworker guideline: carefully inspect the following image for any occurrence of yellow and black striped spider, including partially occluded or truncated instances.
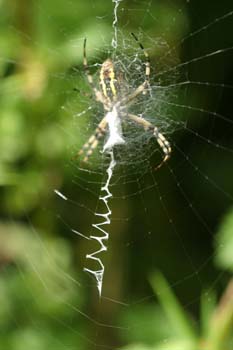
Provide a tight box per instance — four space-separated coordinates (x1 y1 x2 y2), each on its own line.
78 33 171 169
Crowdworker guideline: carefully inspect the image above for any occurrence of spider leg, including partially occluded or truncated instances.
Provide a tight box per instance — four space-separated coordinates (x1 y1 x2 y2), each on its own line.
127 113 171 169
131 33 150 82
77 116 107 162
122 81 148 106
83 38 108 106
120 34 151 106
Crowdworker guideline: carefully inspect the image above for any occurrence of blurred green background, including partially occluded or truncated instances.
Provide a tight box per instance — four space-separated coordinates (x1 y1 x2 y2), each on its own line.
0 0 233 349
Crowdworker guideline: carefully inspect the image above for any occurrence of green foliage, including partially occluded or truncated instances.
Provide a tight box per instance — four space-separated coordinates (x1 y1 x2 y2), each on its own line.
215 207 233 271
0 222 84 349
123 273 233 350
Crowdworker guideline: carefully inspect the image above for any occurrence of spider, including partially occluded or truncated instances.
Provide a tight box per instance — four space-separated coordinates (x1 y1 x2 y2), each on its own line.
77 33 171 169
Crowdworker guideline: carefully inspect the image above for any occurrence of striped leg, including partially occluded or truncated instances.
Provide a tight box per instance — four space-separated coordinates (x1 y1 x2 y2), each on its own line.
78 116 107 162
83 38 107 105
153 127 171 169
131 33 150 83
127 113 171 169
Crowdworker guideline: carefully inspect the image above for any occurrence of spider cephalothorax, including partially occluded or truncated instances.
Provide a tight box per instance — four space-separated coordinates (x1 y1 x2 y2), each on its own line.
78 34 171 168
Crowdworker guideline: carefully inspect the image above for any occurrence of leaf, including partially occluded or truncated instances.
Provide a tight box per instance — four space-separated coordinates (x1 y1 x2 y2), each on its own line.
200 289 216 338
215 207 233 271
149 271 197 342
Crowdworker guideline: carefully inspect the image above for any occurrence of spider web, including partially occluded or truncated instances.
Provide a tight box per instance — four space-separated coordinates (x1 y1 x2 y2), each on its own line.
1 0 233 349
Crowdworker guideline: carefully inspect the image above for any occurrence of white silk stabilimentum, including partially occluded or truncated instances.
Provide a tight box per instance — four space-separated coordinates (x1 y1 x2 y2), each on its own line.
84 150 116 297
103 106 125 151
84 107 124 296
